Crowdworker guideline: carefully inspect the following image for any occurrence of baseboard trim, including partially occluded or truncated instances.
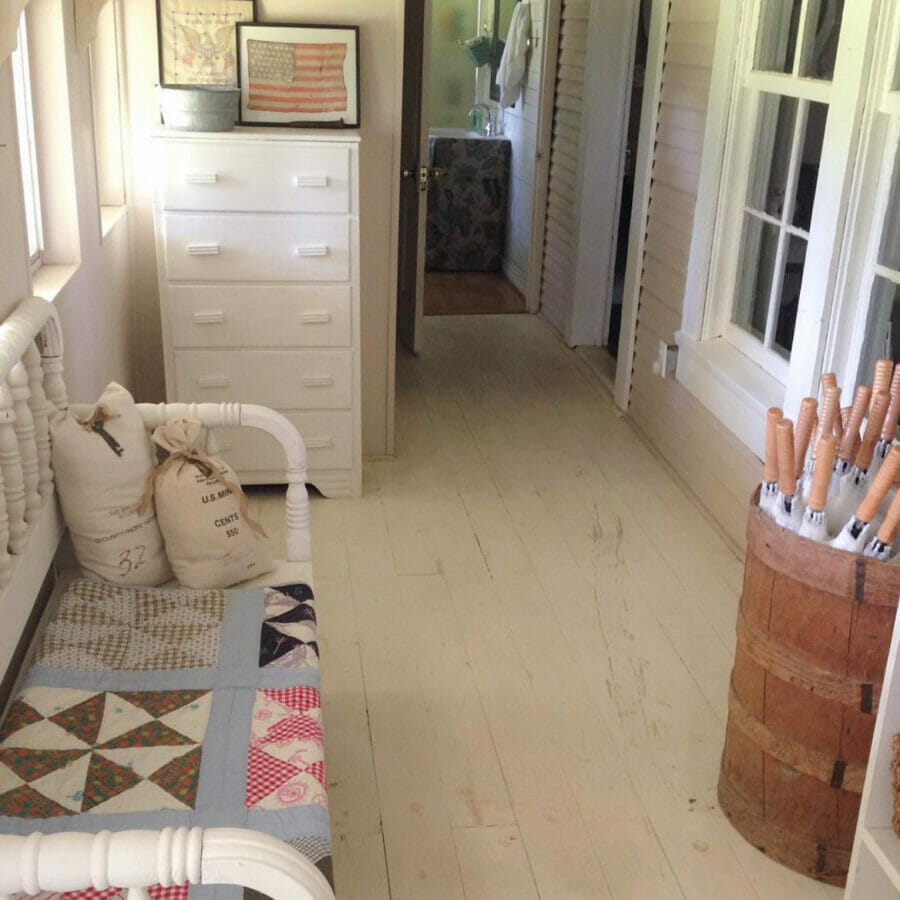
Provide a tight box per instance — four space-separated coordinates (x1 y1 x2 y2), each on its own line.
502 258 527 294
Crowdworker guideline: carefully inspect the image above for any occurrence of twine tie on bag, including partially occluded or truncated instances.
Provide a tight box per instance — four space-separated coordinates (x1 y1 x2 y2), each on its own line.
78 406 124 457
140 447 268 538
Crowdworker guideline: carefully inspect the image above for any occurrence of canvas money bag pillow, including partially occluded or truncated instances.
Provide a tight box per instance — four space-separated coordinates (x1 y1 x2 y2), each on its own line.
49 382 172 585
146 418 273 589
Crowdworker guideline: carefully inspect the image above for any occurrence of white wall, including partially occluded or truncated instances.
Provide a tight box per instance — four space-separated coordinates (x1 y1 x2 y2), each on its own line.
626 0 759 549
121 0 402 458
0 0 134 404
497 0 544 293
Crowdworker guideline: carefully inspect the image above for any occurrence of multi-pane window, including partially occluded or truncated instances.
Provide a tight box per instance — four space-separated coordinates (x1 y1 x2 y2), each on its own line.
89 0 126 217
10 13 43 268
715 0 848 385
731 94 826 363
843 5 900 388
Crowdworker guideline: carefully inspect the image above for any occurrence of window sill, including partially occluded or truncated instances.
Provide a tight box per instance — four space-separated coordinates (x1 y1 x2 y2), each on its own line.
100 204 127 238
674 331 785 461
32 263 79 303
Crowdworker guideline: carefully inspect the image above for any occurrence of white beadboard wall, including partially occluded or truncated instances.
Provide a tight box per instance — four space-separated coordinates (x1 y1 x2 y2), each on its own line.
626 0 759 550
497 0 545 294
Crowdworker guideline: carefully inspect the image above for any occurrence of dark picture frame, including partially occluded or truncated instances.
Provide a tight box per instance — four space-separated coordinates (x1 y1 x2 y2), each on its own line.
236 23 361 128
156 0 257 87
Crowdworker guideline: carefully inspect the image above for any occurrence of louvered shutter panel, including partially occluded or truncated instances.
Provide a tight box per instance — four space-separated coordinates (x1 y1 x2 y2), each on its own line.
539 0 589 337
631 1 714 391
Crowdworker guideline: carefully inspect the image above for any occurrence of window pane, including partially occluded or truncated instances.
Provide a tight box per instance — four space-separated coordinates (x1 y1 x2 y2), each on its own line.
774 235 806 357
746 93 797 219
755 0 803 74
732 215 780 339
793 101 828 231
894 38 900 91
799 0 844 80
857 277 900 387
10 15 41 263
879 152 900 270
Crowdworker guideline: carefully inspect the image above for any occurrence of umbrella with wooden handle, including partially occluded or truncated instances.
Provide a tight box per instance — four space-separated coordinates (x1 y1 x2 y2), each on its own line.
760 406 783 516
828 389 890 529
793 397 817 493
872 364 900 474
873 358 894 396
802 384 840 498
798 434 836 543
831 443 900 553
831 385 872 496
774 419 803 531
864 460 900 560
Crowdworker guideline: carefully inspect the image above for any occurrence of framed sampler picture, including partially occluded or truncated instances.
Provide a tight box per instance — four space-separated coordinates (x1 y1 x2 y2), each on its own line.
156 0 256 86
236 23 360 127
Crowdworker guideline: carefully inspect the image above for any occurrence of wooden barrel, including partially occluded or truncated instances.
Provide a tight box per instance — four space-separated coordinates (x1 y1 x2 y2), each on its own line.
718 490 900 886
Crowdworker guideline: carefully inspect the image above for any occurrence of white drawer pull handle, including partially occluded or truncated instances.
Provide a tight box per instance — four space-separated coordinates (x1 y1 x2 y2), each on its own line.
306 437 334 450
185 173 218 185
294 175 329 188
187 242 221 256
197 376 230 389
302 376 334 388
193 310 225 325
300 312 332 325
295 245 329 258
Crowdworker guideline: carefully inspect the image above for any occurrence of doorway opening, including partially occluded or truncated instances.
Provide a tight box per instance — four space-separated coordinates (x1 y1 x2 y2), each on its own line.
606 2 649 360
397 0 540 350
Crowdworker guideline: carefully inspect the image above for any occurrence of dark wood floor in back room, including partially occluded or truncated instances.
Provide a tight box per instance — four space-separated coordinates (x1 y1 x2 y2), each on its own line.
424 271 527 315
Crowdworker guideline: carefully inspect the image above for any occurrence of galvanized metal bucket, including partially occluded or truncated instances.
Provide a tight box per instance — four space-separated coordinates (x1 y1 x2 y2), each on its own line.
158 85 240 132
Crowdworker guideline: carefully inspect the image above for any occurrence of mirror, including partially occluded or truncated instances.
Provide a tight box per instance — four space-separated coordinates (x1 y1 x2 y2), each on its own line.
488 0 518 102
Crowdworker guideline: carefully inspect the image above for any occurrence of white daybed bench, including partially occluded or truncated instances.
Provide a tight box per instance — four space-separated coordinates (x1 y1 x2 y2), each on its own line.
0 296 334 900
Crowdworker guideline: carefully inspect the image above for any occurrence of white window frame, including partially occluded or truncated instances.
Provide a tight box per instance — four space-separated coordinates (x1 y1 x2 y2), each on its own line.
88 0 127 235
676 0 882 459
825 2 900 394
20 0 81 300
10 13 43 270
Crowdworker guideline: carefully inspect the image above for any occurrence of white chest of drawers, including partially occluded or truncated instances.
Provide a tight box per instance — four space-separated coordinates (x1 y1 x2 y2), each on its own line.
151 130 361 497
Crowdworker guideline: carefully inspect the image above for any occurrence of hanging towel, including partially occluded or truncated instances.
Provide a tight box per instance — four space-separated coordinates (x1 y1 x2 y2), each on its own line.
496 1 531 108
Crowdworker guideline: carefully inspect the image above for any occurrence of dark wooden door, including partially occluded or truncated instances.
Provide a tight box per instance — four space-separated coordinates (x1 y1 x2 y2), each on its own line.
396 0 428 353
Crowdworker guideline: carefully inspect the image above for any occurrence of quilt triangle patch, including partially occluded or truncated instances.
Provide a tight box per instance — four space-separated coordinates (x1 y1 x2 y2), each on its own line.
269 583 314 604
148 745 203 807
100 745 196 779
0 698 43 742
265 714 324 746
113 691 209 719
29 752 92 813
99 720 196 749
245 744 302 808
260 687 320 715
0 747 87 783
81 751 142 811
0 782 75 818
49 694 106 746
303 759 327 789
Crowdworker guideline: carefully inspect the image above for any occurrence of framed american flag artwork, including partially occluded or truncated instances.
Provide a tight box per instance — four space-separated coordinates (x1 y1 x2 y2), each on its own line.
236 23 361 127
156 0 256 86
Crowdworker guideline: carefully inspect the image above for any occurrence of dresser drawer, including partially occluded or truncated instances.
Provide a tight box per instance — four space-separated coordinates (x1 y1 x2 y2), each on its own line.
174 349 352 409
168 284 351 348
212 411 353 473
157 140 351 214
163 213 350 282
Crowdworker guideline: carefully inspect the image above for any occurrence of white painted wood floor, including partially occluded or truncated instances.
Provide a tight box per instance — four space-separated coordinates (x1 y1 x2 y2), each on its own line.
253 314 843 899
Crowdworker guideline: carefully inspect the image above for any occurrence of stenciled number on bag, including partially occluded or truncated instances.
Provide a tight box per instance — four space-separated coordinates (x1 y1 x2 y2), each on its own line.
226 527 238 538
117 544 147 576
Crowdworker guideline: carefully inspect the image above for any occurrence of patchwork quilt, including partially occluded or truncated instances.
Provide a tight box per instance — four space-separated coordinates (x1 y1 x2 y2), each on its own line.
0 579 330 900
